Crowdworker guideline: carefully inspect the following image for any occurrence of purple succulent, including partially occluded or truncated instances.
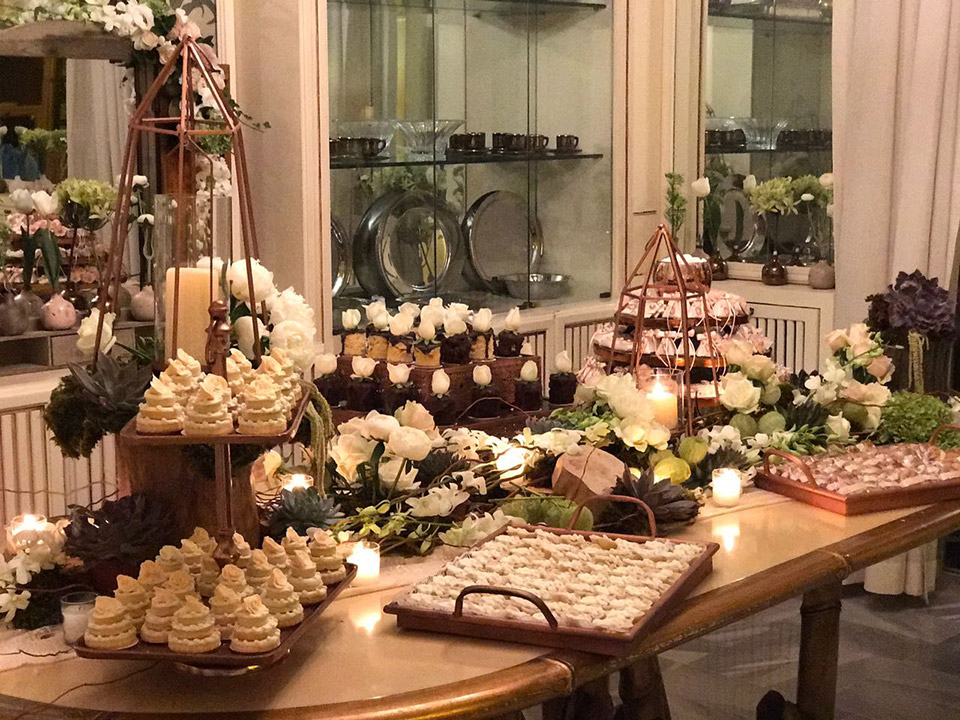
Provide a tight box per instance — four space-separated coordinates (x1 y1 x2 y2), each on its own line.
880 270 955 337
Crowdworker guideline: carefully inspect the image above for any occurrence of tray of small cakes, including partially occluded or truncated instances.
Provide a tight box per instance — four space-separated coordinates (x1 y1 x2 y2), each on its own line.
122 348 312 446
756 432 960 515
384 523 718 657
72 527 355 669
616 290 751 331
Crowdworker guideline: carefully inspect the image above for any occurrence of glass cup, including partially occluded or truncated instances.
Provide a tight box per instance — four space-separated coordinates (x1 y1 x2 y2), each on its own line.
60 591 98 644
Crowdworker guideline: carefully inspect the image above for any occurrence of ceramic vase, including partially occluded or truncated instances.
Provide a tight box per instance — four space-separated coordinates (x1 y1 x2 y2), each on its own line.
130 286 156 321
14 289 43 330
808 260 835 289
761 252 787 286
40 292 78 330
0 295 29 336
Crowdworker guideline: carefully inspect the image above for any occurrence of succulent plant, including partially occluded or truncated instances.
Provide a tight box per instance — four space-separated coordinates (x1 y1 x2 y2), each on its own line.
687 447 753 489
868 270 955 338
607 470 700 534
782 398 829 432
526 416 566 434
265 488 344 540
64 493 175 567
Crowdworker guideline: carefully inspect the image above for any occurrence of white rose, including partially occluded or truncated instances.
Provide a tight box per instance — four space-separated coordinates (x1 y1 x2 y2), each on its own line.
10 189 34 214
269 320 316 370
398 302 420 319
351 356 376 378
431 369 450 395
471 308 493 333
378 455 420 494
388 313 414 337
371 311 389 331
743 174 757 192
31 191 58 216
386 426 433 461
329 434 376 483
362 411 400 441
819 172 834 189
387 363 411 385
826 414 850 441
555 350 573 373
395 400 436 433
342 308 361 330
740 355 776 382
364 300 387 323
317 352 338 376
473 364 492 386
447 302 470 321
719 339 755 367
719 372 761 414
417 319 437 341
420 305 444 328
234 315 265 359
268 287 315 328
504 307 521 331
226 258 277 304
520 360 539 382
692 177 711 197
76 309 116 357
444 316 467 336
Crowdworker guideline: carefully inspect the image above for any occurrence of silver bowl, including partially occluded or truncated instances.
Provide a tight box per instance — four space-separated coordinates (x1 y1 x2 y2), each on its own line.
498 273 570 301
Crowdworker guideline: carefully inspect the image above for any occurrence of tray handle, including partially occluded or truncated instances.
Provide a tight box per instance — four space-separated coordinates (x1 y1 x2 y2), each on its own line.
567 494 658 538
763 448 816 485
453 585 558 631
929 424 960 446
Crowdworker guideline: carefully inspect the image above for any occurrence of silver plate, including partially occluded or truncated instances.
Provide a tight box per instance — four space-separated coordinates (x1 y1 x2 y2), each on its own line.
331 214 350 298
463 191 543 292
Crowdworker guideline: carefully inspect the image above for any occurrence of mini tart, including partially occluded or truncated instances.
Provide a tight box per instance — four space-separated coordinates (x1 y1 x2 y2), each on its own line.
229 348 255 382
260 569 304 628
342 330 367 357
288 551 327 605
314 553 344 572
238 376 287 435
366 330 389 360
84 597 137 650
320 566 348 586
137 560 166 597
159 358 199 407
163 569 199 603
179 539 205 577
308 530 339 563
114 575 150 630
413 342 441 368
140 589 181 644
183 393 234 436
209 585 242 640
155 545 187 577
230 595 280 654
167 597 221 654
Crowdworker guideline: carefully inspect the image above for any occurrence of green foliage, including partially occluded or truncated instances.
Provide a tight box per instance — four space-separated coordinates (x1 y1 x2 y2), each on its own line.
500 496 593 530
879 392 960 447
664 171 687 237
20 228 62 290
782 398 830 432
265 488 344 540
791 174 831 208
748 176 797 215
56 178 117 231
64 493 175 566
613 470 700 530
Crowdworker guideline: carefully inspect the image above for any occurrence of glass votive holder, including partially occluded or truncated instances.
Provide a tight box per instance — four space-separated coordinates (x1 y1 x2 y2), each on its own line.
639 369 682 431
711 468 743 507
346 541 381 586
60 591 98 644
653 253 712 289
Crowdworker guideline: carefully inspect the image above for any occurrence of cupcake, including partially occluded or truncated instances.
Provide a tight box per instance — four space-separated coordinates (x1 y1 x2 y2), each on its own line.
230 595 280 654
469 308 494 361
140 588 181 644
366 310 390 361
114 575 150 630
244 549 274 590
210 585 241 640
515 360 542 411
341 308 366 356
313 352 346 407
548 350 578 406
383 363 420 413
470 363 505 418
387 313 415 364
413 319 441 368
347 356 380 412
288 550 328 605
495 307 524 357
136 376 183 434
423 369 457 426
84 597 137 650
260 568 304 628
167 596 221 654
440 315 471 365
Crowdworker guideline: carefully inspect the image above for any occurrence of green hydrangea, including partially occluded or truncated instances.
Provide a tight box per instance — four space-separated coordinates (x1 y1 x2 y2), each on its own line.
879 392 960 447
56 178 117 230
749 176 797 215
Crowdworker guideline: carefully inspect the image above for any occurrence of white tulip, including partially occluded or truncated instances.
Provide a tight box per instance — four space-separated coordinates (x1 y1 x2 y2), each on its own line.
317 352 338 376
398 302 420 319
743 174 757 192
417 319 437 342
800 192 814 202
342 308 362 330
471 308 493 333
378 455 420 494
504 307 522 331
427 297 444 311
691 177 711 197
371 311 390 331
364 300 387 323
819 172 834 189
473 364 492 386
351 355 377 378
14 126 26 136
444 316 467 336
10 189 34 214
386 426 433 462
555 350 573 373
520 360 539 382
431 369 451 396
31 190 58 216
388 313 414 337
447 302 471 321
387 363 411 385
132 175 149 188
420 305 444 328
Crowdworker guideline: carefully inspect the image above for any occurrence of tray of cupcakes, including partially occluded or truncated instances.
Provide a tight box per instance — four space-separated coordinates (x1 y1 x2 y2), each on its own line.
72 527 355 669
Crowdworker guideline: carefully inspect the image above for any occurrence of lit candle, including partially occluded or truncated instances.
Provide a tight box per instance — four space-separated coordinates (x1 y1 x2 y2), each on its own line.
60 591 98 644
283 473 313 492
647 380 679 430
711 468 743 507
496 447 530 480
8 513 47 552
346 541 380 585
164 266 221 361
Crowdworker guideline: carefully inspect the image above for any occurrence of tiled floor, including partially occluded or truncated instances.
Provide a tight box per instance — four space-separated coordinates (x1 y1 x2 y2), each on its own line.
660 573 960 719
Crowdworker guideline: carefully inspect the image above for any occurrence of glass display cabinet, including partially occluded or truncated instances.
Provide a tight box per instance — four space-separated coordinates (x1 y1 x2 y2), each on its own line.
326 0 614 323
702 0 833 266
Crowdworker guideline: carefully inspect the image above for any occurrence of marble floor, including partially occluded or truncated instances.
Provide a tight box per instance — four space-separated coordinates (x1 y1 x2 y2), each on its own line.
659 572 960 719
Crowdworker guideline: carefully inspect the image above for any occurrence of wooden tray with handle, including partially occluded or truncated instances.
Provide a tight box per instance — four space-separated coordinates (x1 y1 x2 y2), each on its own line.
72 564 356 670
756 427 960 516
383 496 718 657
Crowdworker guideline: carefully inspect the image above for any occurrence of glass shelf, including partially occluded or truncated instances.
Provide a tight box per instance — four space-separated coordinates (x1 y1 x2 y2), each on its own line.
707 3 831 26
331 151 603 170
329 0 606 12
705 145 831 156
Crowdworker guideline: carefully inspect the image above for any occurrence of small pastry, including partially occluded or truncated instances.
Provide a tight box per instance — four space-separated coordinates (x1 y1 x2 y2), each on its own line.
245 549 274 590
313 352 346 407
469 308 494 361
515 360 542 411
155 545 187 577
230 594 281 654
137 560 166 598
197 555 221 598
183 374 234 435
114 575 150 630
262 536 289 573
366 311 390 360
260 568 304 628
167 596 221 654
387 313 415 364
308 529 340 569
268 347 302 408
347 356 380 412
175 348 202 379
140 588 181 644
179 539 205 578
320 561 348 586
413 319 441 368
188 527 217 555
163 569 199 603
238 376 287 435
495 307 524 357
383 363 420 413
229 348 255 383
440 315 471 365
470 363 504 418
282 527 309 558
423 369 457 426
226 356 246 400
288 550 328 605
84 596 137 650
256 355 294 416
233 533 253 569
341 308 366 356
159 356 199 407
136 376 183 434
218 563 255 599
549 351 578 406
209 585 241 640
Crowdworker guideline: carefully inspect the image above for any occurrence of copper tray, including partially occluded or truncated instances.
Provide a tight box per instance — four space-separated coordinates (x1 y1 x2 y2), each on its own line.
619 312 750 331
756 446 960 516
383 525 718 657
591 342 727 370
73 564 356 669
119 386 311 447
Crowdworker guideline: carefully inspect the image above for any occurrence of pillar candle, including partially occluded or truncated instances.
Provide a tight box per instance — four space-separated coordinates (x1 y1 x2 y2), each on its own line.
647 380 679 430
712 468 743 507
164 267 220 361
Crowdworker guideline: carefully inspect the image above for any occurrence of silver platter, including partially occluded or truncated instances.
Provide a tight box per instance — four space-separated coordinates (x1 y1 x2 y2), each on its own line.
462 190 543 293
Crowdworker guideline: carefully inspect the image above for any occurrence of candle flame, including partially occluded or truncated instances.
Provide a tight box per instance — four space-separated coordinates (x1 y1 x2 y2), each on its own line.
283 473 313 491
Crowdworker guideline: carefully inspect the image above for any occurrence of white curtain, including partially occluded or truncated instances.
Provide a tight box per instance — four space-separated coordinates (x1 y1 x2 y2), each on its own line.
65 59 139 277
833 0 960 327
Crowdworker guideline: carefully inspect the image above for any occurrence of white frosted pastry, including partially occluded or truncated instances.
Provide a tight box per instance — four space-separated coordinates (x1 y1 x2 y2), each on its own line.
136 376 183 434
179 539 204 578
288 550 327 605
261 536 289 572
233 533 253 569
183 374 234 436
114 575 150 630
226 356 247 399
218 564 255 599
229 348 255 382
140 588 181 644
159 357 199 407
256 356 294 416
238 376 287 435
244 549 274 589
155 545 187 577
197 555 221 598
167 596 221 654
282 527 308 558
268 348 302 405
230 594 281 654
163 569 198 603
260 569 303 628
137 560 166 597
209 585 241 640
176 349 203 378
308 529 338 564
84 596 137 650
187 527 217 555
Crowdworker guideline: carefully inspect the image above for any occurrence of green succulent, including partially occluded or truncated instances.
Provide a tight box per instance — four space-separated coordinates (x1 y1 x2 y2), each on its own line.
613 469 700 531
500 496 593 530
879 392 960 447
687 447 753 489
65 493 175 567
782 398 829 432
265 488 344 540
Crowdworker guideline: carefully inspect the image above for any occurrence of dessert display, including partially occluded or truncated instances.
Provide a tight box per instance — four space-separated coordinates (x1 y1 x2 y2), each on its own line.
167 596 221 654
197 556 221 597
83 597 138 650
496 307 524 357
233 533 253 568
383 363 420 413
387 313 415 363
114 575 150 630
159 352 201 407
619 289 750 328
514 360 542 411
549 351 578 405
137 560 166 598
347 356 381 411
238 377 287 435
188 527 217 555
136 376 183 434
366 308 390 360
156 545 187 577
288 550 329 604
315 352 347 407
424 369 457 426
440 316 472 365
230 595 281 654
140 589 182 644
183 374 235 436
310 530 348 585
260 569 304 628
282 527 309 557
180 539 205 577
413 319 442 368
470 363 504 418
210 585 242 640
341 308 367 356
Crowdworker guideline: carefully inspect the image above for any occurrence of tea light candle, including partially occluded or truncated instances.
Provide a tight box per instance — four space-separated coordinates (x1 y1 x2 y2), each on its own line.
712 468 743 507
496 446 530 480
8 513 47 552
283 473 313 492
347 541 381 585
646 379 679 430
60 591 98 644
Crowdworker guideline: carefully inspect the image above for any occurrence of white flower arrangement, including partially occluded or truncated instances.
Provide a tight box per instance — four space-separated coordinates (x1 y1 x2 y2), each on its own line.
0 518 68 626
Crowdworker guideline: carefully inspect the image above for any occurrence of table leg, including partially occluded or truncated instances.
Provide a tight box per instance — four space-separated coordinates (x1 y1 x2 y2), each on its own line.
616 657 672 720
796 580 842 720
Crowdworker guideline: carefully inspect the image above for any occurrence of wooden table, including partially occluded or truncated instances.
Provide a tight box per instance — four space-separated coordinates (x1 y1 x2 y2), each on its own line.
1 491 959 720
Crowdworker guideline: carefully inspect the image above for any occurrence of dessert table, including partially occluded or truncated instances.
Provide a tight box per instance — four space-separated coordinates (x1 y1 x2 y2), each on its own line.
1 491 959 720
